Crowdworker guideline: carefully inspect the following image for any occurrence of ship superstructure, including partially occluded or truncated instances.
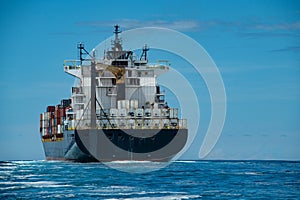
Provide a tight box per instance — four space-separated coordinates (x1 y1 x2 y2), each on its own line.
40 25 187 162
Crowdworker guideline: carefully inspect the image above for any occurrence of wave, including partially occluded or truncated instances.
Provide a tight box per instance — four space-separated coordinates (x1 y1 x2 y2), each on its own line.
104 160 153 164
105 194 202 200
173 160 197 163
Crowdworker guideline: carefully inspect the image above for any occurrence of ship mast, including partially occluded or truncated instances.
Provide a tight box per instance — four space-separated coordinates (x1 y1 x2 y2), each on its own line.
113 24 122 51
90 50 96 129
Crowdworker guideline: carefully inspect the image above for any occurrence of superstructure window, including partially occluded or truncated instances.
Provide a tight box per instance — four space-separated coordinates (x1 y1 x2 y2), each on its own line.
112 61 128 66
112 78 116 85
126 78 140 85
128 70 132 77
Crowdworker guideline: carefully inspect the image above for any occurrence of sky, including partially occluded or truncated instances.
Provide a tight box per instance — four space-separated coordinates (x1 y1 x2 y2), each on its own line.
0 0 299 161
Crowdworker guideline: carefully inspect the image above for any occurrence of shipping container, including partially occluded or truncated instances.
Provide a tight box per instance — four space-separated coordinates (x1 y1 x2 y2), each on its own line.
170 119 178 126
100 109 109 118
128 119 135 128
136 119 143 127
152 109 161 117
56 117 61 125
42 127 47 136
60 107 66 117
169 108 178 118
161 108 169 117
118 108 127 117
144 119 152 127
129 100 138 109
47 106 55 112
57 125 62 134
110 119 118 128
40 116 43 129
42 112 49 120
109 108 118 117
117 100 130 109
162 119 170 128
144 109 151 117
153 119 160 127
128 109 135 117
179 119 187 128
61 99 71 108
119 119 126 127
55 104 61 111
135 108 144 117
54 110 61 118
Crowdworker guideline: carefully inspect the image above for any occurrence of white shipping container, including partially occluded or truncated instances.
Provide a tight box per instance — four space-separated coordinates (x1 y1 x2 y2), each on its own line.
153 119 160 127
57 125 62 134
170 119 178 126
119 119 126 127
169 108 178 118
110 119 118 128
128 109 135 117
128 119 135 127
144 119 152 127
101 119 108 128
43 120 49 128
117 100 122 109
118 108 127 117
136 119 143 127
130 100 138 109
162 119 169 127
144 109 151 117
42 127 46 136
161 109 169 117
135 108 144 117
101 109 109 117
43 112 49 120
152 109 161 117
121 100 130 110
110 108 118 117
179 119 187 128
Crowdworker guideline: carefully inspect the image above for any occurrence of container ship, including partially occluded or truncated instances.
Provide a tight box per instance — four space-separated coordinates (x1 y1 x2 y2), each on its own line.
39 25 188 162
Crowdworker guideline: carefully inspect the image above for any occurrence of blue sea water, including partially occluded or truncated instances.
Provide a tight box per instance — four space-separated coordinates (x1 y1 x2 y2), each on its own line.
0 160 299 199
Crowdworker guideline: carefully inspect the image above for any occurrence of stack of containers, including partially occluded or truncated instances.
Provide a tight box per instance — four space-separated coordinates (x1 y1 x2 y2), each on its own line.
40 99 70 139
40 112 50 136
54 105 61 134
47 106 55 135
169 108 178 127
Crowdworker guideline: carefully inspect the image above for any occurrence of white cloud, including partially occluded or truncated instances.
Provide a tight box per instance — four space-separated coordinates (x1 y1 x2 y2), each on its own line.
76 19 200 31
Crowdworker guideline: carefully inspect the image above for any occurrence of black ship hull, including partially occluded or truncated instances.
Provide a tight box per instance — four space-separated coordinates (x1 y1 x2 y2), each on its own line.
42 129 187 162
76 128 188 162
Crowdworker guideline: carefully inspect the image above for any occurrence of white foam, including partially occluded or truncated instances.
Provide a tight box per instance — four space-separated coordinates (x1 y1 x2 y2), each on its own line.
244 172 262 175
173 160 197 163
105 160 153 164
105 194 202 200
0 181 73 188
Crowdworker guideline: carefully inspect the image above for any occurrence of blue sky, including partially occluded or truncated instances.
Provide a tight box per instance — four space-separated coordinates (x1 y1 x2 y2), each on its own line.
0 0 299 161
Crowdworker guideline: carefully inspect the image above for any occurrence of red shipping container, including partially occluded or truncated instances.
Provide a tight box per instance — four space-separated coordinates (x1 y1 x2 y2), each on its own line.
57 117 61 125
47 106 55 112
54 110 61 118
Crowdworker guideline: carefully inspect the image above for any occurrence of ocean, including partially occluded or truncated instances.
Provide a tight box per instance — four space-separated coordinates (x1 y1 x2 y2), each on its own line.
0 160 299 199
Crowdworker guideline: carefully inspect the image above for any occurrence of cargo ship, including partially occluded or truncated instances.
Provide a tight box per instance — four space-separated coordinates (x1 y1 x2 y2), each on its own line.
39 25 188 162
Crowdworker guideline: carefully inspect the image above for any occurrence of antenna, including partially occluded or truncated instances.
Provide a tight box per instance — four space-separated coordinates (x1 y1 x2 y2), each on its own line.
112 25 122 51
114 24 121 34
140 44 149 61
77 42 92 64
